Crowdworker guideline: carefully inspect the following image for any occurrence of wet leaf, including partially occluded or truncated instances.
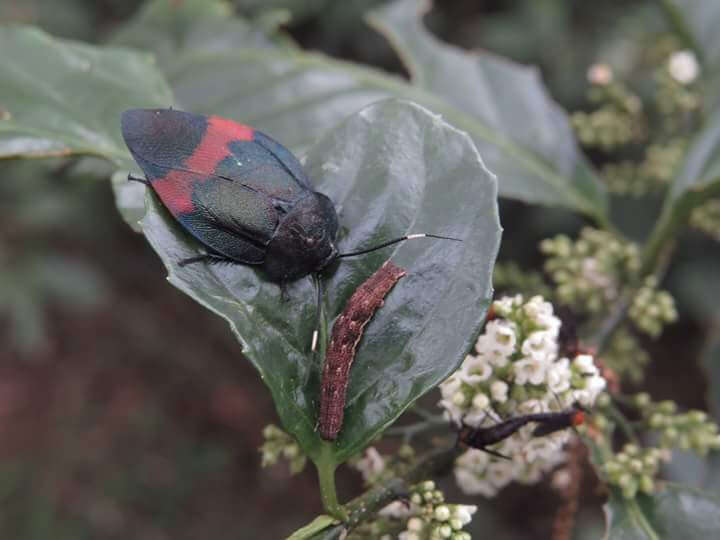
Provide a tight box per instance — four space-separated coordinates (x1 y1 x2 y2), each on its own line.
133 100 501 462
112 0 607 220
604 484 720 539
0 26 172 166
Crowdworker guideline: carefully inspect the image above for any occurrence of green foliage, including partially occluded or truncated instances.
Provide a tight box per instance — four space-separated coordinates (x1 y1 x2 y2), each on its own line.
0 26 172 165
136 99 500 465
604 484 720 539
108 0 609 219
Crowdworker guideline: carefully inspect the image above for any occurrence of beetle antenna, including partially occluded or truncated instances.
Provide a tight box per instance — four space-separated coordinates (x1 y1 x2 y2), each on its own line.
337 233 461 258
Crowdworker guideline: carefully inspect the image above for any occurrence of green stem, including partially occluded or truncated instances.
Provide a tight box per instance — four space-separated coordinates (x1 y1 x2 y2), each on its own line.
315 443 346 521
641 179 720 276
605 402 639 443
305 446 461 540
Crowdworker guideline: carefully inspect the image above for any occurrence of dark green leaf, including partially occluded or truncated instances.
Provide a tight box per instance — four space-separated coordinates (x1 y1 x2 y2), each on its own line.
0 0 94 40
111 0 285 67
133 100 500 462
662 0 720 112
111 0 606 220
367 0 607 219
643 108 720 269
0 26 172 166
604 484 720 540
669 107 720 202
662 0 720 72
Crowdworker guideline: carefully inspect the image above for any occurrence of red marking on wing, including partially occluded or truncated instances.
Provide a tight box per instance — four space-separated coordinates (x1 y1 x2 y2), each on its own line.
185 116 254 175
571 411 585 427
152 116 254 215
153 170 197 214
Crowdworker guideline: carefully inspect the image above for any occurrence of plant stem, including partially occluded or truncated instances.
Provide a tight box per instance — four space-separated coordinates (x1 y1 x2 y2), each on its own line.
315 443 346 521
605 402 639 443
306 445 461 539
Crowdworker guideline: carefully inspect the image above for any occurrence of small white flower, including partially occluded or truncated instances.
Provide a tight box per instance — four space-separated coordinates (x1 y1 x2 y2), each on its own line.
457 448 490 471
486 461 516 488
461 354 493 382
472 392 490 411
407 517 424 532
454 468 497 497
521 330 557 362
484 319 518 356
668 50 699 84
464 394 493 427
439 373 462 401
587 374 606 392
398 531 420 540
581 257 616 298
523 438 558 462
514 355 549 385
490 380 509 402
463 407 489 428
492 295 523 317
587 63 614 85
585 375 607 403
517 463 545 484
518 399 545 414
354 447 384 481
486 348 511 368
524 295 554 321
547 358 572 393
475 334 512 367
573 354 597 375
451 390 467 407
438 400 462 425
551 468 572 490
379 500 412 518
453 505 477 526
435 505 451 521
572 389 593 407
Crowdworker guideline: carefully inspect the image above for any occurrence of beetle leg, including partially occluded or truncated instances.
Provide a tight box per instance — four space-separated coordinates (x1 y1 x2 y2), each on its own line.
279 282 290 302
481 447 511 460
178 254 233 267
127 173 151 186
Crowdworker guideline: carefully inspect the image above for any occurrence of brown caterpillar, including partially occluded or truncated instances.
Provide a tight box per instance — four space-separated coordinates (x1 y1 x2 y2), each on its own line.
318 260 406 441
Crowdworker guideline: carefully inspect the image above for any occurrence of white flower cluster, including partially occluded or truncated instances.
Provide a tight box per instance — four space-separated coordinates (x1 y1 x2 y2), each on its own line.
439 295 606 497
393 481 476 540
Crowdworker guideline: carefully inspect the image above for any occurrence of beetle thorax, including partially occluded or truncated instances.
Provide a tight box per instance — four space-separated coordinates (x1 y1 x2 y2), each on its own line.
263 191 339 282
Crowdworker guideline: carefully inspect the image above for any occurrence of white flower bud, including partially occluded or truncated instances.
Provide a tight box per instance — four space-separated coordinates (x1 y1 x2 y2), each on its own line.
435 505 451 521
668 50 699 84
472 392 490 411
452 391 467 407
453 505 476 525
587 63 614 85
573 354 596 374
407 517 424 532
490 380 509 402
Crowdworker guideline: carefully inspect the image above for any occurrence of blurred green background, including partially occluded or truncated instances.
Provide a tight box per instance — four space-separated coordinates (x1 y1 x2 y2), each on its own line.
1 1 717 538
